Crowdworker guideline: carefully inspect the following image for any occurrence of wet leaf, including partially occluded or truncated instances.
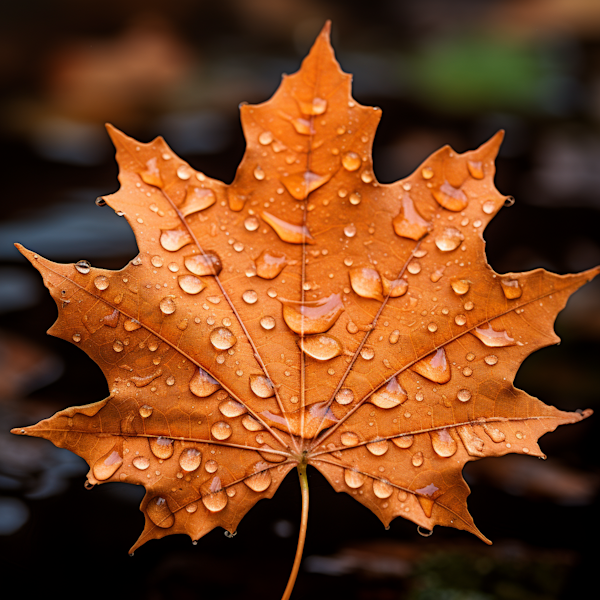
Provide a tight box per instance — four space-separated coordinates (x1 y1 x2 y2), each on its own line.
11 21 597 591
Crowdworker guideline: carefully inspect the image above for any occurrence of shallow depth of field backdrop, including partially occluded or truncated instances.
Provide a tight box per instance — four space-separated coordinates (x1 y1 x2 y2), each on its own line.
1 1 599 599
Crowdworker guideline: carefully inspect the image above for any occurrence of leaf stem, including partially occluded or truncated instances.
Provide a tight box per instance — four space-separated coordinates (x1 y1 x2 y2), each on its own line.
281 460 309 600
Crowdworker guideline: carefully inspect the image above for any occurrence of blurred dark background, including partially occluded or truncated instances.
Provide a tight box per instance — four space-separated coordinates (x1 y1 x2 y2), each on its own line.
1 1 599 598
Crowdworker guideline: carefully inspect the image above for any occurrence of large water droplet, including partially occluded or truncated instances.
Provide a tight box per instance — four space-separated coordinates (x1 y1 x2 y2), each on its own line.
258 444 286 463
185 252 222 276
457 389 471 402
482 201 495 214
259 131 274 145
133 456 150 470
253 165 265 180
250 374 276 398
242 290 258 304
244 461 272 492
457 425 485 456
245 216 259 232
113 340 124 352
177 165 192 180
432 182 468 211
139 405 154 418
373 479 393 499
94 276 109 291
472 323 515 347
93 449 123 480
451 279 470 295
75 260 91 274
280 293 344 335
160 229 192 252
260 316 276 330
124 318 141 332
344 469 365 488
349 192 361 205
178 274 206 295
219 399 247 417
254 249 287 279
147 496 174 528
435 227 464 252
484 354 498 366
335 389 354 406
349 267 383 301
179 448 202 472
190 367 221 397
500 278 522 299
291 117 314 135
342 152 361 172
430 429 457 457
411 452 424 467
483 423 506 442
140 158 162 187
340 431 359 446
180 187 216 216
366 440 389 456
281 171 330 201
412 348 451 384
210 327 237 350
211 421 232 440
455 314 467 326
298 334 343 361
370 377 407 409
131 369 162 388
392 435 413 448
468 160 484 179
299 97 327 115
202 482 228 512
262 211 315 244
150 437 174 459
242 415 264 431
393 193 431 241
159 296 176 315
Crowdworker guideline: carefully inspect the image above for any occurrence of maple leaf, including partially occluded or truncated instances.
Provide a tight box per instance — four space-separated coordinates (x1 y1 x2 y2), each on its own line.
11 22 598 599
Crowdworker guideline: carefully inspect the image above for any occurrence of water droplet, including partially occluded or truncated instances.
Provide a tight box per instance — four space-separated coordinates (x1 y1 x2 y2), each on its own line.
393 193 431 241
253 165 265 180
280 293 344 335
457 425 485 456
190 367 221 397
219 399 247 418
147 496 174 528
205 460 218 473
389 330 400 344
298 334 344 361
139 405 153 418
250 374 276 398
344 469 365 488
186 503 198 513
262 211 314 244
124 319 141 332
373 479 393 499
349 267 383 300
177 165 192 180
299 97 327 115
113 340 124 352
463 367 473 377
430 429 457 457
150 437 174 459
464 301 474 311
254 249 287 280
242 290 258 304
346 321 358 334
412 348 451 384
457 389 471 402
342 152 361 171
179 448 202 472
210 327 237 350
500 278 522 299
72 333 82 342
370 377 407 409
392 435 413 448
361 171 373 184
242 415 264 431
260 316 276 330
455 314 466 326
366 440 389 456
435 227 464 252
407 261 421 275
451 279 470 295
466 352 475 361
291 117 314 135
75 260 91 274
482 201 495 214
382 276 408 298
432 182 468 211
280 171 330 201
427 322 438 333
244 461 272 492
421 166 434 179
159 296 176 315
184 251 222 276
258 444 285 463
140 158 162 187
483 423 506 442
244 216 259 232
340 431 359 446
202 486 228 512
334 389 354 406
484 354 498 366
473 323 515 347
160 229 192 252
344 224 357 238
430 268 445 283
360 347 374 360
94 276 109 291
211 421 232 440
180 187 216 216
133 456 150 470
411 452 424 467
259 131 274 145
468 160 484 179
93 449 123 480
349 192 361 205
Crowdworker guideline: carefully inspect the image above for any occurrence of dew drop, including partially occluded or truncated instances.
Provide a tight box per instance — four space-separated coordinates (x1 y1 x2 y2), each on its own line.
202 486 228 513
113 340 124 352
160 229 192 252
340 431 359 446
150 437 174 459
186 503 198 513
147 496 174 528
299 97 327 115
255 249 287 279
344 224 357 238
177 165 192 180
366 440 389 456
73 333 82 342
93 449 123 480
370 377 407 409
407 261 421 275
342 152 361 171
349 192 361 205
466 352 475 361
411 452 424 467
500 278 522 299
75 260 91 274
482 201 495 214
346 321 359 334
94 276 109 291
244 462 272 492
463 367 473 377
393 193 431 241
457 389 471 402
258 131 273 145
159 296 176 315
430 429 457 457
483 423 506 442
211 421 232 440
179 448 202 472
435 227 464 252
139 405 154 418
260 316 276 330
124 319 141 331
457 425 485 457
427 322 438 333
455 314 466 326
484 354 498 366
360 347 375 361
190 367 221 397
219 399 247 418
299 334 343 361
261 211 314 244
344 469 365 488
473 323 515 347
392 435 413 449
451 279 470 295
468 160 484 179
389 330 400 344
242 290 258 304
412 348 451 384
242 415 264 431
421 166 434 179
133 456 150 470
180 187 216 216
151 255 163 268
432 181 468 211
244 216 259 232
210 327 237 350
250 374 276 398
280 171 330 201
280 294 344 335
349 267 383 300
184 251 222 276
205 460 218 473
253 165 265 180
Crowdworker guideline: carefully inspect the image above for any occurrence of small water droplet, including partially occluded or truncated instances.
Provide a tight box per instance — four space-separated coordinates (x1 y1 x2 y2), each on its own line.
267 288 278 298
427 322 438 333
349 267 383 300
242 415 264 431
483 424 506 442
75 260 91 274
242 290 258 304
407 261 421 275
93 449 123 480
258 131 274 145
299 97 327 115
150 437 174 459
411 452 424 467
219 399 247 417
202 485 228 512
253 165 265 180
210 327 237 350
451 279 470 295
468 160 484 179
72 333 82 342
349 192 361 206
482 201 495 214
179 448 202 472
280 294 344 335
484 354 498 366
151 255 163 268
255 249 287 279
298 334 344 361
94 276 109 291
500 278 522 299
466 352 475 361
335 389 354 405
244 216 259 232
389 330 400 344
457 425 485 456
260 316 276 330
435 227 464 252
186 503 198 513
261 211 314 244
133 456 150 470
211 421 232 440
430 429 457 457
139 405 153 418
177 165 192 180
250 374 276 398
360 347 375 361
147 496 174 528
159 296 176 315
205 460 218 473
421 167 434 179
190 367 221 397
463 367 473 377
455 314 466 326
180 187 216 216
113 340 124 352
464 301 474 311
457 389 471 402
342 152 361 171
393 193 431 241
346 321 358 334
124 319 141 331
168 263 179 272
344 224 357 238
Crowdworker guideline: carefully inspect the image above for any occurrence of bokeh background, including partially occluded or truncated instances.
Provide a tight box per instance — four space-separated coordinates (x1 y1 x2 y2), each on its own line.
1 1 599 598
